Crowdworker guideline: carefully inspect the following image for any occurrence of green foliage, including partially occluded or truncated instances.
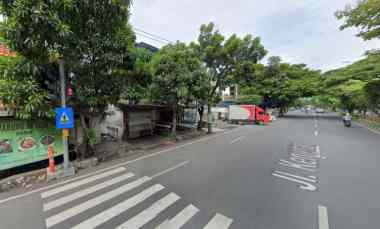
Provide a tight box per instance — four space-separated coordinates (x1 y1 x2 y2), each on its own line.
0 57 52 119
253 56 321 111
150 42 200 106
1 0 135 125
85 128 98 147
191 22 267 132
309 96 340 110
150 42 201 136
122 47 154 104
193 22 267 103
322 53 380 112
335 79 368 112
336 0 380 41
235 94 262 105
364 77 380 110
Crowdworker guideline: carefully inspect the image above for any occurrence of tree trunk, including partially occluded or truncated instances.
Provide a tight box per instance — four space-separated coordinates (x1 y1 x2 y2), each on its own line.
207 103 212 134
172 104 177 137
79 113 88 160
197 105 204 131
279 107 285 117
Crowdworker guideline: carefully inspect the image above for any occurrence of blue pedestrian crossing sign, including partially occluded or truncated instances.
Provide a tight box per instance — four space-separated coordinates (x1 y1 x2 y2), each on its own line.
55 107 74 129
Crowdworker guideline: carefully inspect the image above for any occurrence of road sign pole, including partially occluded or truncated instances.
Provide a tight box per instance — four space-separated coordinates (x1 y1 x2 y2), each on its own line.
59 59 75 177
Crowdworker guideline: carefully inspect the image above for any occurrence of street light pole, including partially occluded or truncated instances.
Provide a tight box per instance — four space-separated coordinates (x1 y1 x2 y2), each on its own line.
59 59 75 177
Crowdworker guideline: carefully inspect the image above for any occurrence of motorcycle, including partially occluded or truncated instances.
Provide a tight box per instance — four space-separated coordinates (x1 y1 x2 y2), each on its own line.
343 119 351 127
342 113 352 127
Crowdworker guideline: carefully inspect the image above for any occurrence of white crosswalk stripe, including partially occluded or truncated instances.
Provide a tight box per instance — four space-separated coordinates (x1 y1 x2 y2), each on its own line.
43 172 135 211
203 213 234 229
41 167 126 198
116 193 180 229
155 204 199 229
41 169 234 229
71 184 165 229
45 176 151 228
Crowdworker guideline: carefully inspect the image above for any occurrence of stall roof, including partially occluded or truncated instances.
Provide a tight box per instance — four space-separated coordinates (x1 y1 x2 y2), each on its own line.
117 104 172 112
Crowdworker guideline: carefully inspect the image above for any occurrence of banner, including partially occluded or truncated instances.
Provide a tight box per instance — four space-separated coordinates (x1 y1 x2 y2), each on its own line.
0 119 63 171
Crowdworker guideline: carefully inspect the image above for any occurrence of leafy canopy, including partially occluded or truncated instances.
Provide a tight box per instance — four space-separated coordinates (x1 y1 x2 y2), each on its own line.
252 56 321 110
1 0 135 120
336 0 380 41
150 42 201 106
193 22 267 102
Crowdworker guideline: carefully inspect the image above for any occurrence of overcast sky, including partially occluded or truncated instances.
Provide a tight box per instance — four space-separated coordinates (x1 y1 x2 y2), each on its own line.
130 0 380 71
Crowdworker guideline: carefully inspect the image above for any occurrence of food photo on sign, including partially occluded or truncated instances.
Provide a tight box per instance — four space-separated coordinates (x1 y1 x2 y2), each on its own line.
0 119 63 171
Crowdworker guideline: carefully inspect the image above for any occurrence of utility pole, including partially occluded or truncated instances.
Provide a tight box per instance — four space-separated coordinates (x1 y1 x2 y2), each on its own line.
59 59 75 177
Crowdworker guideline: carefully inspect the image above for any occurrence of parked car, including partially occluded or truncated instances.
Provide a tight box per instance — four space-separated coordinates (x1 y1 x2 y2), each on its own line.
315 108 325 113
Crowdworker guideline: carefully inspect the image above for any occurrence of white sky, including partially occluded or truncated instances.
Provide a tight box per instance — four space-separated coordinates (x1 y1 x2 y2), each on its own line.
130 0 380 71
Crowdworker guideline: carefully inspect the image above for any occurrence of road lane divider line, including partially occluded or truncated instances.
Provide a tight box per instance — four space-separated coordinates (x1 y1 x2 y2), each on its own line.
151 161 189 179
0 128 241 205
318 205 330 229
45 176 152 228
314 131 319 136
43 172 135 211
155 204 199 229
116 193 180 229
203 213 233 229
230 136 245 144
71 184 165 229
41 167 126 199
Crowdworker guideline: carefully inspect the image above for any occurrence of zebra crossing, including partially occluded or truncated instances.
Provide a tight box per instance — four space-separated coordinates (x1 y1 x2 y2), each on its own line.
41 166 234 229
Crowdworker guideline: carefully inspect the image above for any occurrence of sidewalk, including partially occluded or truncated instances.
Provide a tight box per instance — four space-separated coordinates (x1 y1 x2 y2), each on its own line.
0 128 226 193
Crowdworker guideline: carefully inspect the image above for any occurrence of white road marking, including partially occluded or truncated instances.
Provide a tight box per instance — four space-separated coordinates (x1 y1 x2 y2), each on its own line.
71 184 165 229
155 204 199 229
45 176 151 228
116 193 180 229
230 136 245 144
41 167 126 199
279 159 317 172
314 131 319 136
318 205 330 229
43 172 135 211
151 161 189 179
203 213 233 229
0 128 241 205
273 170 317 183
315 145 327 159
272 173 317 191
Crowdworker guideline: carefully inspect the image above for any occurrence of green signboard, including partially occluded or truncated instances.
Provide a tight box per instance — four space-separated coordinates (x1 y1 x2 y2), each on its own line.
0 119 63 171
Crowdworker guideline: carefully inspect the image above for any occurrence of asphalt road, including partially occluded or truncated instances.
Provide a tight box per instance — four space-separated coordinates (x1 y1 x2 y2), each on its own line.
0 111 379 229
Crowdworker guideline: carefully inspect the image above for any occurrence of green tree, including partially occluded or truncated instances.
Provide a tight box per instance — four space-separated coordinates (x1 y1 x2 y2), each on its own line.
192 22 267 133
336 79 368 113
365 78 380 112
336 0 380 41
189 67 209 130
150 42 201 136
1 0 135 156
0 56 52 119
322 53 380 113
122 47 154 105
255 57 320 116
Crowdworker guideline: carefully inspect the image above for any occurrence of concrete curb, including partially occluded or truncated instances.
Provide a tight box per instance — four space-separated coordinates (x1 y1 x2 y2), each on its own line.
0 169 46 192
354 121 380 135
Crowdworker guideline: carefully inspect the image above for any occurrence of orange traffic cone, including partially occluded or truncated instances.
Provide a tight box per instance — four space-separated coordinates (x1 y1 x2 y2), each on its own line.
47 146 56 173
